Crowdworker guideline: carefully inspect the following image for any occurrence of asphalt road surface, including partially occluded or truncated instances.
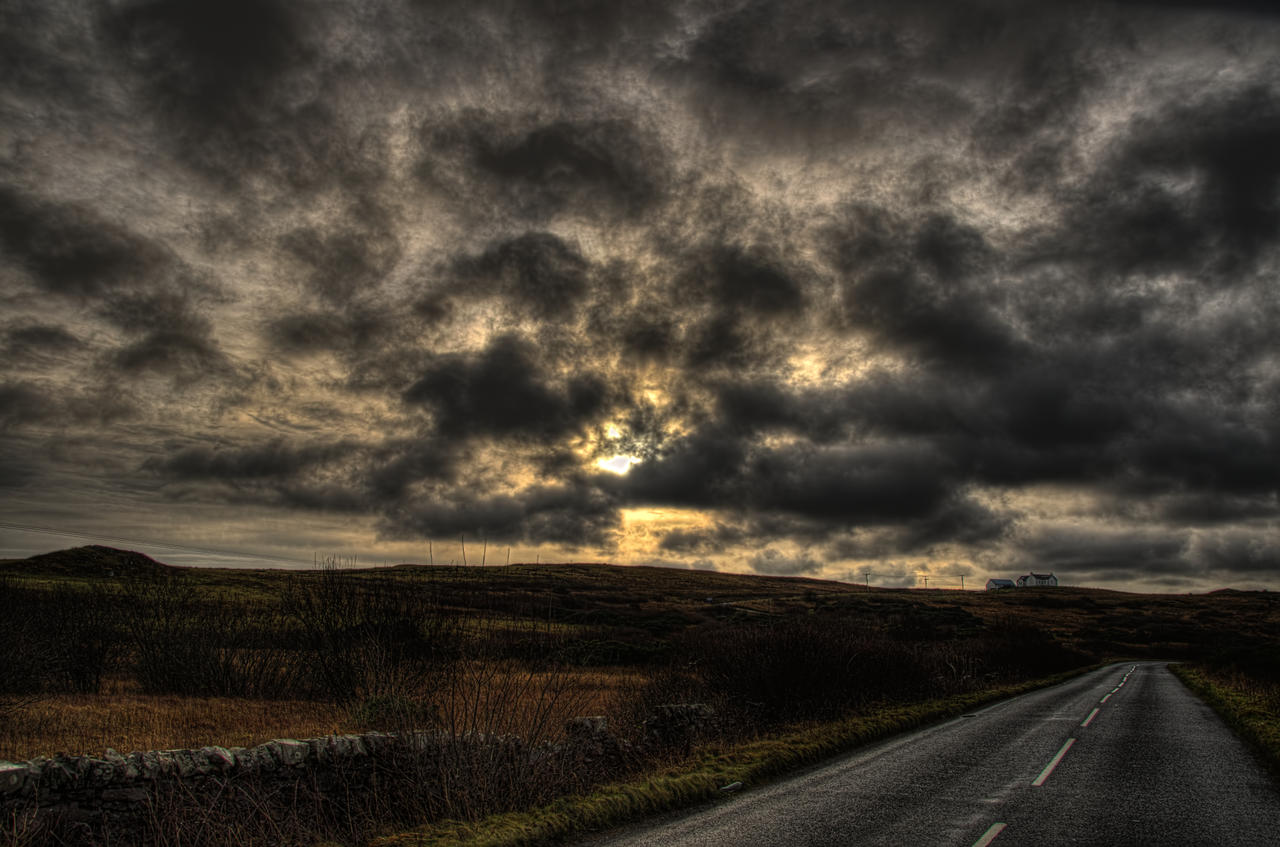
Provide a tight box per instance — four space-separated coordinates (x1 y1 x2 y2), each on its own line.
578 662 1280 846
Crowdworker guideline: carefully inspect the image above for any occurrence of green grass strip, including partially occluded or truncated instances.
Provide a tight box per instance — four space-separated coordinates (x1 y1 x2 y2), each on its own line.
1170 664 1280 778
371 665 1101 847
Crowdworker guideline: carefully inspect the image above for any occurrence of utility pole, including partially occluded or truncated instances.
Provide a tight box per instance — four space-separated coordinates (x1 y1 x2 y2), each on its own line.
461 534 467 566
864 571 870 587
481 535 487 567
923 575 929 589
960 574 965 590
506 547 511 565
428 540 433 565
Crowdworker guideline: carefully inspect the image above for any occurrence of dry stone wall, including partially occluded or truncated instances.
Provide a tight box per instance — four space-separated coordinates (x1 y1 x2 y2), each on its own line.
0 705 712 839
0 732 405 832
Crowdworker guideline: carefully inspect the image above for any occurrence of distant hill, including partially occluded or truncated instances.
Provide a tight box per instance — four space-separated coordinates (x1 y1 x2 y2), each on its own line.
0 545 172 577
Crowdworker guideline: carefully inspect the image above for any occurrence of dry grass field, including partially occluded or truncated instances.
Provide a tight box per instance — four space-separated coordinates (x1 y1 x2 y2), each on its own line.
2 546 1278 845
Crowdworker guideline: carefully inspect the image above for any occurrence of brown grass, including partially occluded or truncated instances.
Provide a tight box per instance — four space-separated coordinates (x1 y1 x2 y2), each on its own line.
0 688 348 761
0 669 643 761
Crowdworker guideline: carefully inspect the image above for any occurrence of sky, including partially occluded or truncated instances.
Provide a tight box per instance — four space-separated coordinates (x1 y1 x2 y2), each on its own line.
2 0 1279 591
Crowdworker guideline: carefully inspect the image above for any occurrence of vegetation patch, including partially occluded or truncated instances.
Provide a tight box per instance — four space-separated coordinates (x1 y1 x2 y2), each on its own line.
1171 661 1280 778
371 666 1098 847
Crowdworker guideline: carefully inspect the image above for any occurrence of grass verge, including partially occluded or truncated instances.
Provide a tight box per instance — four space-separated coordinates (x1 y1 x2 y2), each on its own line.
1170 664 1280 778
371 664 1103 847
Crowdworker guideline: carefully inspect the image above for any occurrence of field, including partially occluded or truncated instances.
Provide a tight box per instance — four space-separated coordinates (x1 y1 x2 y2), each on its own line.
2 546 1278 845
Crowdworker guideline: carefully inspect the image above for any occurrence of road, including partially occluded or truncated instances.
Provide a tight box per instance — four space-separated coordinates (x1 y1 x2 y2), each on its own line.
577 663 1280 846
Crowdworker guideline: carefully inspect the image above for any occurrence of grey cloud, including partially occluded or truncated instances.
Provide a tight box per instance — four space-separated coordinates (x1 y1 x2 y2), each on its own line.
265 309 392 355
1188 530 1280 574
829 206 1017 372
279 210 402 305
402 333 613 443
0 187 167 297
1015 527 1193 576
617 432 958 528
148 438 356 481
4 0 1280 587
450 232 590 319
2 324 82 360
0 383 59 430
419 111 670 222
385 482 619 547
1038 84 1280 280
747 547 822 576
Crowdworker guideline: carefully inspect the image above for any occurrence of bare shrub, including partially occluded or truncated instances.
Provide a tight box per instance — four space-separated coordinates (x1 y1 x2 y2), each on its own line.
121 573 301 698
281 566 458 704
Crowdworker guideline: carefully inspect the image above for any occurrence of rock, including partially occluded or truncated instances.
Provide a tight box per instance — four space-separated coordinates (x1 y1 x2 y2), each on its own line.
566 716 609 737
200 746 236 773
644 703 715 746
100 786 150 805
270 739 309 767
0 762 28 795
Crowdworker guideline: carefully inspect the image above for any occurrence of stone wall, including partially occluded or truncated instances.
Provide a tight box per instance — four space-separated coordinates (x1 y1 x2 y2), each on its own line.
0 706 711 840
1 732 412 834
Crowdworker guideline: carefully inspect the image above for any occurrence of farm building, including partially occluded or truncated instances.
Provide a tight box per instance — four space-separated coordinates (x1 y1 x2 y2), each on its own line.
986 578 1016 590
1016 572 1059 587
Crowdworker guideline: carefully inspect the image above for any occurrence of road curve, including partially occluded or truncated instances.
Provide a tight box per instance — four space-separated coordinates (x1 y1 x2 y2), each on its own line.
576 663 1280 847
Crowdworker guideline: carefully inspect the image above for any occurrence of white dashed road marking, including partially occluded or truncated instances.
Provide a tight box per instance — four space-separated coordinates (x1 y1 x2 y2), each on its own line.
973 822 1007 847
1032 738 1076 786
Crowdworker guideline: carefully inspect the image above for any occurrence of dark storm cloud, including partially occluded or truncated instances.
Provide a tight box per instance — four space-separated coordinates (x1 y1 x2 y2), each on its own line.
0 2 99 109
100 0 337 186
472 120 665 217
149 438 356 482
96 289 232 380
616 430 958 528
265 310 390 355
111 332 228 378
0 381 135 430
450 232 590 319
385 482 619 547
419 112 671 223
403 334 613 442
1155 493 1279 526
1016 527 1193 577
1042 84 1280 279
678 244 806 317
366 440 458 502
279 208 402 305
103 0 304 126
4 0 1280 587
0 188 167 297
0 383 59 430
1190 531 1280 574
829 206 1018 372
2 324 81 359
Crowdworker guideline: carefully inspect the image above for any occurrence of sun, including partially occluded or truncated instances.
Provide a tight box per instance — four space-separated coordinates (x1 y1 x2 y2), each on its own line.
596 454 641 475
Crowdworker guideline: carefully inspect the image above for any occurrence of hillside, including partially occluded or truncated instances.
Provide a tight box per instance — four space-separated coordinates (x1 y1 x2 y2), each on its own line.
0 544 171 578
2 545 1278 660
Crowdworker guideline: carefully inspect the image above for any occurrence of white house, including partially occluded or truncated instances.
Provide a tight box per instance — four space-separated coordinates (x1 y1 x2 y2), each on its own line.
986 578 1015 590
1016 572 1059 587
